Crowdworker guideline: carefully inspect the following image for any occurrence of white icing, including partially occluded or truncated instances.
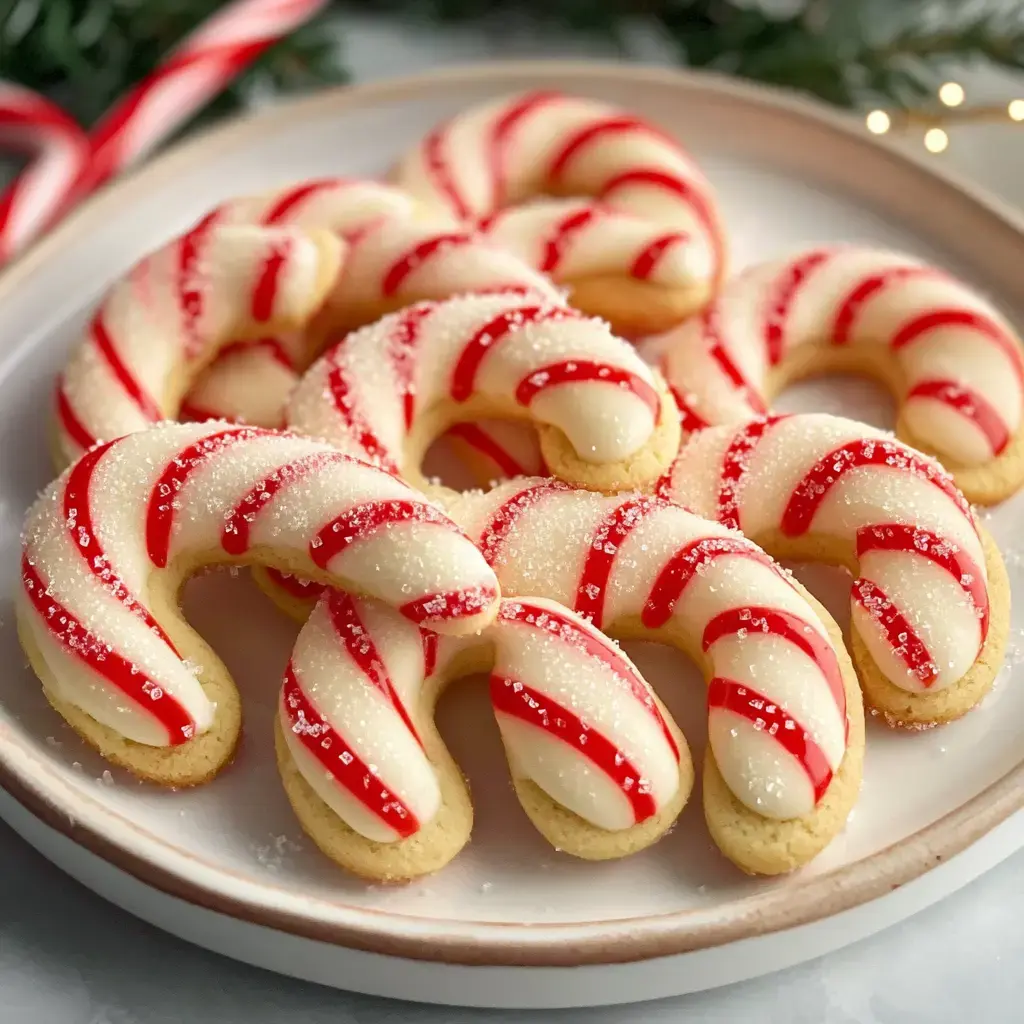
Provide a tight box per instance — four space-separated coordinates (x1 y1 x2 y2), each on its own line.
665 413 987 695
287 292 660 468
480 198 712 287
394 92 721 292
21 421 500 746
640 246 1024 466
450 481 847 820
281 594 681 841
56 225 341 463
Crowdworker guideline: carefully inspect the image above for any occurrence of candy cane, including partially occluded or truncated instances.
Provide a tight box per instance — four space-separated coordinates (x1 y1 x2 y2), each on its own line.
0 82 90 262
0 0 327 263
80 0 331 195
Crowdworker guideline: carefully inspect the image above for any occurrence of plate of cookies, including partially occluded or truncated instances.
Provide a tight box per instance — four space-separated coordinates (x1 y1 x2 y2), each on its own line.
1 61 1023 1009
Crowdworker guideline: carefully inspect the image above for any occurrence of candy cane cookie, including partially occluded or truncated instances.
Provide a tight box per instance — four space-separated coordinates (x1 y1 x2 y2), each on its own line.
659 413 1010 727
640 246 1024 504
53 222 344 468
286 291 681 495
395 91 726 336
447 480 863 876
17 421 500 786
56 176 561 469
279 594 690 881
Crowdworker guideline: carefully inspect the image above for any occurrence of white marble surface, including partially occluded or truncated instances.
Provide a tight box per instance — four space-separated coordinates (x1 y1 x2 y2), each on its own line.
3 16 1024 1023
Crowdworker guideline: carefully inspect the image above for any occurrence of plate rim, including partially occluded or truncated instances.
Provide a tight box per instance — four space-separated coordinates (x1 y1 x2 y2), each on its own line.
1 59 1023 968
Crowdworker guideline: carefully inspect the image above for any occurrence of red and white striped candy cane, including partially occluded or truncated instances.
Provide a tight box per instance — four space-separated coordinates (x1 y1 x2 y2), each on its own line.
0 82 89 262
80 0 331 195
0 0 327 263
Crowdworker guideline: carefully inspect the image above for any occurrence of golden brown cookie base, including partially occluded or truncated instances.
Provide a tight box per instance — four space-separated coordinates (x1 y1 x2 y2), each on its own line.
607 579 865 876
567 276 713 338
761 343 1024 506
538 376 682 494
275 717 474 883
18 596 241 787
704 606 865 876
756 525 1009 727
277 646 692 881
514 705 693 862
855 527 1010 727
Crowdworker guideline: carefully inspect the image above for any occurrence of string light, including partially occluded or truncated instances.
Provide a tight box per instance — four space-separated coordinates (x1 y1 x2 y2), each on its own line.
938 82 965 107
864 82 1024 155
865 110 891 134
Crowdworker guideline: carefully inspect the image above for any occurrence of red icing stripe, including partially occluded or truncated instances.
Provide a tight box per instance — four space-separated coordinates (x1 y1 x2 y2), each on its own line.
708 677 833 803
540 207 598 273
264 568 324 602
491 674 657 824
574 497 665 629
642 536 777 630
658 355 709 435
515 360 660 421
326 359 400 474
891 308 1024 387
630 232 688 281
386 304 434 429
780 438 974 538
222 451 354 556
311 499 454 570
450 305 577 402
328 591 422 747
857 523 989 639
400 585 498 625
177 212 216 357
702 606 846 727
831 266 939 345
382 231 474 297
548 117 672 182
445 422 531 478
282 664 419 838
477 480 570 566
717 416 787 531
852 579 938 685
21 555 196 744
421 629 439 677
490 91 561 206
500 598 679 761
251 236 291 323
762 250 833 365
701 306 767 414
261 179 340 225
599 169 721 278
146 428 271 568
55 382 98 452
423 125 472 221
64 440 177 652
90 312 162 423
905 379 1010 455
667 382 709 434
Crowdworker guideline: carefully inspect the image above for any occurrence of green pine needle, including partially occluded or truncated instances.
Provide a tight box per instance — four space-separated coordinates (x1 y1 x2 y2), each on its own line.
0 0 1022 144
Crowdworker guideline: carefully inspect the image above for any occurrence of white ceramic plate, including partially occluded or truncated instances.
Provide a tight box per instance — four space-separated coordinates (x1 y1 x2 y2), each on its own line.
1 63 1023 1011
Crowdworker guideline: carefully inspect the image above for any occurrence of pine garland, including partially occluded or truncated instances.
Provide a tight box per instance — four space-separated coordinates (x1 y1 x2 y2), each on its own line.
1 0 1023 135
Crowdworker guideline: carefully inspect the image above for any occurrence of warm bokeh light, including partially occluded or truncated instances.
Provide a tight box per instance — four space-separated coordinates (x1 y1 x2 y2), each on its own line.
924 128 949 153
1009 99 1024 121
938 82 965 107
865 110 891 134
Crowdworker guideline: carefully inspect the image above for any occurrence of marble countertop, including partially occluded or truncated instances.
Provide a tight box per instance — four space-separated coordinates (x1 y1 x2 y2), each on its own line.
3 17 1024 1024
